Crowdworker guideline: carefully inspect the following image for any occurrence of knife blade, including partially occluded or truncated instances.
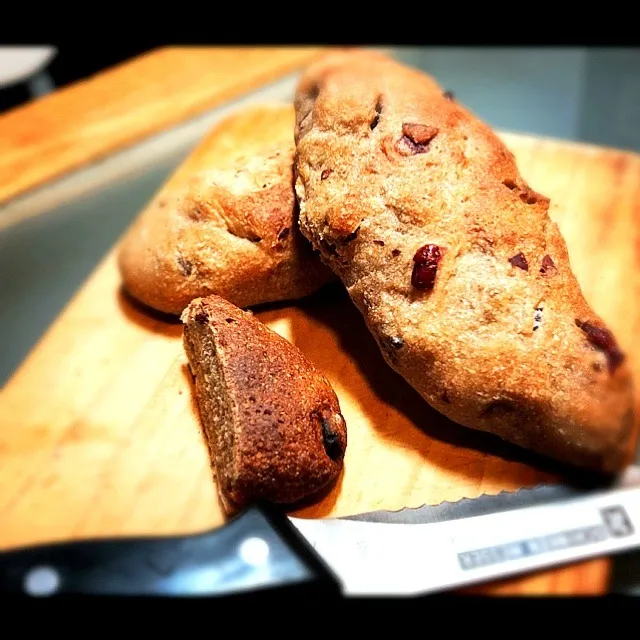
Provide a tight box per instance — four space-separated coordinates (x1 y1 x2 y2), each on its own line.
2 465 640 597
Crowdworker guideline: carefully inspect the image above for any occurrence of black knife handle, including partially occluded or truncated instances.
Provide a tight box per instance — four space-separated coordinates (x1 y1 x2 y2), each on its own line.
0 503 342 598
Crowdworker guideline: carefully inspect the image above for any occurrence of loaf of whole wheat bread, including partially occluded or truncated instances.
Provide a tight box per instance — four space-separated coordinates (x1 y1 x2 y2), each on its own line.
293 50 636 473
118 104 333 315
181 294 347 512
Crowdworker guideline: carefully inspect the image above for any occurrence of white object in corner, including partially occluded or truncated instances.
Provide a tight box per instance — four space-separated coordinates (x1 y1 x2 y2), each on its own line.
0 46 57 89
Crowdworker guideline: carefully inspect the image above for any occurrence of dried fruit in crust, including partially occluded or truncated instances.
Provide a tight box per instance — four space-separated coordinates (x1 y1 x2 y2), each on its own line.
293 50 636 474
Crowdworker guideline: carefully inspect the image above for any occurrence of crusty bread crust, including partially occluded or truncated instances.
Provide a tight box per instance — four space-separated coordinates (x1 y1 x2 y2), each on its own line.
118 104 333 315
182 294 347 512
293 50 636 473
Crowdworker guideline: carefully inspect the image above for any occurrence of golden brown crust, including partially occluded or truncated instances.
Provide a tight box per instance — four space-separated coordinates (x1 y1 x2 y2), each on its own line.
293 50 636 473
181 294 347 512
118 104 333 315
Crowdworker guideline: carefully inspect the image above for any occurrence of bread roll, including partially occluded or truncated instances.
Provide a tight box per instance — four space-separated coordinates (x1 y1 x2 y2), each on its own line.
182 294 347 512
293 50 636 473
118 104 333 315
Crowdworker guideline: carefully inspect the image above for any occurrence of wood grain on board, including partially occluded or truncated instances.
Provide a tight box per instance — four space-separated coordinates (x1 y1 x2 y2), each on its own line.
0 46 325 206
1 59 639 596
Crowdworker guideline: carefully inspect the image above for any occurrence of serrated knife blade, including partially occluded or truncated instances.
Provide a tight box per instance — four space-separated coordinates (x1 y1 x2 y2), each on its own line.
343 464 640 525
2 466 640 597
290 464 640 595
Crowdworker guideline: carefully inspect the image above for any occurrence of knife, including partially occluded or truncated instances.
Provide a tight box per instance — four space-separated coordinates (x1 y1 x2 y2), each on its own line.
2 466 640 598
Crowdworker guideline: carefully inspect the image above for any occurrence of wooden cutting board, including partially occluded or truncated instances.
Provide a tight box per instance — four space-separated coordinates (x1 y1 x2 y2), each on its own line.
1 49 639 596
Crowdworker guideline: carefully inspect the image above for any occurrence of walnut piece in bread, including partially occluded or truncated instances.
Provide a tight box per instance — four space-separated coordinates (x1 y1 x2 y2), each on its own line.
118 104 333 316
182 294 347 513
293 50 636 473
